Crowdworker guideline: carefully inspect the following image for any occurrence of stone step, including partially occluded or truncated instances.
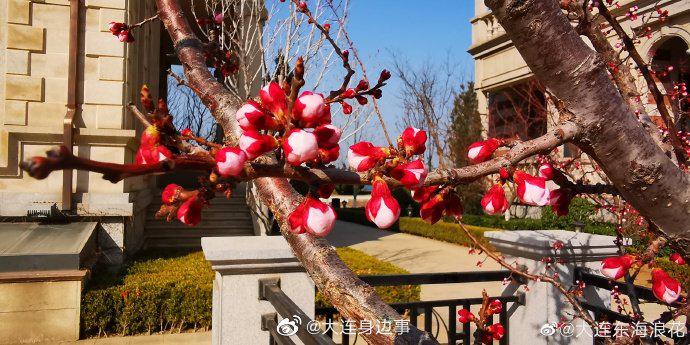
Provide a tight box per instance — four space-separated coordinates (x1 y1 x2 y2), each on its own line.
145 221 253 231
145 228 253 239
146 211 252 222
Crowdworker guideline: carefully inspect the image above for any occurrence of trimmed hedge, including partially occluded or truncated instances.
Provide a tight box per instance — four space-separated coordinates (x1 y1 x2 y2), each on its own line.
459 198 616 236
398 217 494 248
316 248 420 308
81 251 213 337
83 248 419 337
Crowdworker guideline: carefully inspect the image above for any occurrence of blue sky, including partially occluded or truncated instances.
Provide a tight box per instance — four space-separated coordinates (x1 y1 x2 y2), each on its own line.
342 1 476 143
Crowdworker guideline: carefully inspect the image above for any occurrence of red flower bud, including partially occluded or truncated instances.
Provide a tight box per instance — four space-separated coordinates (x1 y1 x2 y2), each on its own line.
420 194 445 225
365 178 401 229
412 186 438 204
389 159 427 188
239 130 279 160
180 128 193 137
215 147 247 177
314 124 342 149
488 299 503 314
457 309 475 323
235 100 276 131
356 95 368 105
444 192 464 219
652 269 682 304
488 324 505 340
288 196 336 236
600 255 635 280
398 127 427 156
514 170 551 206
341 101 353 115
323 23 331 32
177 195 204 226
538 163 555 180
259 82 288 117
481 184 509 215
670 253 686 265
347 142 389 172
378 69 391 84
135 145 172 165
341 88 357 99
117 29 134 43
467 138 501 164
161 184 182 205
109 22 127 35
283 129 319 166
356 79 370 91
293 91 331 128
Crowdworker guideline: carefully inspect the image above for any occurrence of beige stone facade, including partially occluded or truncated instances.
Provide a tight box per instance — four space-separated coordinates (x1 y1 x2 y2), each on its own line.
1 0 161 261
470 0 690 144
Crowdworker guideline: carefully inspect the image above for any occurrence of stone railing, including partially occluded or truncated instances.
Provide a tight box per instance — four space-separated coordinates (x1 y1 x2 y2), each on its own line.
203 230 621 344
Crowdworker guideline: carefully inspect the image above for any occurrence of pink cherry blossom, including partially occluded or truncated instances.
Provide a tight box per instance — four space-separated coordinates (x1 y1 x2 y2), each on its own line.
282 129 319 166
215 146 247 177
365 178 401 229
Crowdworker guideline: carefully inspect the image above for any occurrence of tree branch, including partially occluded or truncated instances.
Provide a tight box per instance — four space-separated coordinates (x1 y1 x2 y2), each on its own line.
595 3 686 163
485 0 690 244
155 1 437 343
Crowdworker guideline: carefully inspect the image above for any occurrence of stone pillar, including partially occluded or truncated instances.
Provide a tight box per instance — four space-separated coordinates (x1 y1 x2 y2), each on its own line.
485 230 619 345
202 236 315 345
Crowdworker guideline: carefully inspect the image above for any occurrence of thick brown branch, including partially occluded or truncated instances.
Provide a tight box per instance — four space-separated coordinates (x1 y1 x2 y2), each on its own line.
596 3 686 163
485 0 690 243
571 2 667 153
155 1 437 343
21 146 214 183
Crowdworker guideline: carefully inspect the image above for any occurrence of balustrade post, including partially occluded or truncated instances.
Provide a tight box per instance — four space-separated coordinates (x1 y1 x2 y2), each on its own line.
202 236 315 345
486 230 621 345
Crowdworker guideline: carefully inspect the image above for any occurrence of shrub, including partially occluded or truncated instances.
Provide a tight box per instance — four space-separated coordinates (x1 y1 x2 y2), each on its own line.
81 251 213 337
83 248 419 337
315 248 420 308
397 217 494 248
458 198 616 236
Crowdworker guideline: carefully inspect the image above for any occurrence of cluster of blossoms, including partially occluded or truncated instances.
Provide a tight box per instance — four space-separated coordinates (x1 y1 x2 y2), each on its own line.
600 254 684 304
470 137 573 217
457 299 505 344
346 126 463 228
109 22 134 42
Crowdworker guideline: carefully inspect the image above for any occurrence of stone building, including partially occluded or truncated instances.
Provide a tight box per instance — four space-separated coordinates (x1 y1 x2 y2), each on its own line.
0 2 258 342
469 0 690 149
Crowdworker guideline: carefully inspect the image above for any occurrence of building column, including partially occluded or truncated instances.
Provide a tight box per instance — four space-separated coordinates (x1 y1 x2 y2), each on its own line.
202 236 315 345
486 230 619 345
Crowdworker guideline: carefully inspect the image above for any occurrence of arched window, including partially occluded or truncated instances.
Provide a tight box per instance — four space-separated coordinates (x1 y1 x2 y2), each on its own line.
650 36 690 120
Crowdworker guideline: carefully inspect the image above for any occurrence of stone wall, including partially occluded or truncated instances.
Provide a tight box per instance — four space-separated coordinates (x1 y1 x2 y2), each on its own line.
0 0 161 263
469 0 690 137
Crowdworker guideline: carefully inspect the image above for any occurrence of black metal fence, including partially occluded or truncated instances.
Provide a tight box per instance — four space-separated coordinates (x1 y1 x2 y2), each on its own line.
574 268 685 344
316 271 521 345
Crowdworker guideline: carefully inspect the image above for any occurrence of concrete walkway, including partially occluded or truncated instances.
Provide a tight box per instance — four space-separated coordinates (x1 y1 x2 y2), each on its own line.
326 220 506 300
16 332 211 345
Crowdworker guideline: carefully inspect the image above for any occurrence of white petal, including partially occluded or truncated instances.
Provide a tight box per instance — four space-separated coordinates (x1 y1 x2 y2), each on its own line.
468 146 482 159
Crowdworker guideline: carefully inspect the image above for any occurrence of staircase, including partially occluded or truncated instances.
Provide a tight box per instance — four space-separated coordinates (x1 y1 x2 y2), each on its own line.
144 183 256 248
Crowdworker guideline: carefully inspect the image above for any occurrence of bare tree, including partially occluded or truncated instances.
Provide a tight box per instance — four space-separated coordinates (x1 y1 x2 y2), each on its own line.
392 54 463 169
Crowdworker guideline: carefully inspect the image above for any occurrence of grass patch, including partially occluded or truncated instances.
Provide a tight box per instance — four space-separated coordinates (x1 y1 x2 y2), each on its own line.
83 247 419 337
398 217 494 248
316 248 421 308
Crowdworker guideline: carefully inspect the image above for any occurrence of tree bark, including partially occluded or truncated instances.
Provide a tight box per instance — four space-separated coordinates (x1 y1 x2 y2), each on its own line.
484 0 690 244
156 0 438 343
